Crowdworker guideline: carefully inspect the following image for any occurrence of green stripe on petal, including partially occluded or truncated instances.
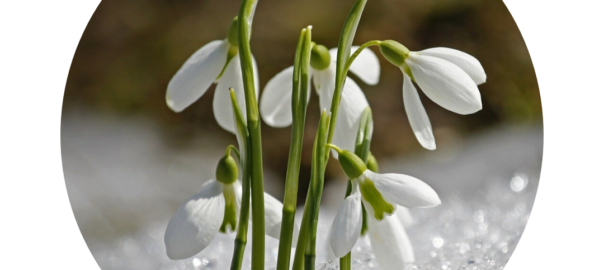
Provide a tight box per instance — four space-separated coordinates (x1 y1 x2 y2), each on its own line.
358 178 395 220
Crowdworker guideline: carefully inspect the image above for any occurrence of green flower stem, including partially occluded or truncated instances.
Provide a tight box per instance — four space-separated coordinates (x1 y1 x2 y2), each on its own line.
305 111 330 270
293 1 370 269
237 0 265 269
339 256 352 270
292 191 311 270
345 40 381 77
292 111 330 270
276 26 312 270
225 145 241 162
340 108 373 270
229 89 251 270
354 108 373 162
326 0 368 149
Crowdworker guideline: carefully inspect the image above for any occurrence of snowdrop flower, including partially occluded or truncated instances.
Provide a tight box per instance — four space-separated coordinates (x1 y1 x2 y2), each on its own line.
378 40 486 150
164 153 288 260
366 212 415 269
260 44 380 153
327 146 440 261
166 16 259 134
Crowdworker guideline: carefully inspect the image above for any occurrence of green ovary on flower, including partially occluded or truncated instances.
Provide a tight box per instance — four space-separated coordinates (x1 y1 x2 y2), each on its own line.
216 16 240 81
310 43 331 70
227 16 239 47
336 149 367 179
358 178 394 220
379 40 410 67
216 155 239 184
220 184 239 233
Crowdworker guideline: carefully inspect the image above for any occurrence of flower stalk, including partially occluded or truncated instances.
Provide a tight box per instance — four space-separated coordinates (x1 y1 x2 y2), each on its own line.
229 89 251 270
294 1 370 269
341 107 373 270
327 0 368 148
237 0 265 269
292 111 330 270
276 26 313 270
304 111 330 270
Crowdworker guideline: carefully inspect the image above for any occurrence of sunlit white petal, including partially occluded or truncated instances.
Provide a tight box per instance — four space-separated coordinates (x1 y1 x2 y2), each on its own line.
332 78 370 154
364 170 441 208
396 207 415 228
330 46 380 85
326 227 338 261
214 55 260 133
167 40 229 112
313 65 336 106
420 47 486 85
314 64 369 156
330 184 363 258
214 56 245 133
403 73 436 150
253 56 260 100
164 180 225 260
232 181 243 217
406 54 482 115
260 66 295 127
368 214 415 270
264 192 292 241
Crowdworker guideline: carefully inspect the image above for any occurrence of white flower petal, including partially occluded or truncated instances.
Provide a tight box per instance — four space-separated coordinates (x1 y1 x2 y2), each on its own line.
395 207 415 228
264 192 292 241
332 77 370 154
167 40 229 112
403 73 436 150
364 170 441 208
164 180 225 260
330 46 380 85
406 54 482 115
315 64 369 155
260 66 295 127
326 227 338 261
232 181 243 215
214 56 244 133
313 65 336 105
330 185 363 258
368 214 415 270
214 55 260 133
420 47 486 85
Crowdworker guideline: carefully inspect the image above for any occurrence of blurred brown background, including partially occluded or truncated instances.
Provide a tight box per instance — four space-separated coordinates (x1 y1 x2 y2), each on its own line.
63 0 540 203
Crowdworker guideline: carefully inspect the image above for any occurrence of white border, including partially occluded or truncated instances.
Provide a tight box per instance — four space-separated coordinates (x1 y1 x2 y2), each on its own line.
2 1 604 269
504 0 604 269
1 1 101 269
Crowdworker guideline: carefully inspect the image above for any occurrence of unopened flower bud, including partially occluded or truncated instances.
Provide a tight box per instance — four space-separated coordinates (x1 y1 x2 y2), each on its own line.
379 40 410 67
216 155 238 184
310 44 331 71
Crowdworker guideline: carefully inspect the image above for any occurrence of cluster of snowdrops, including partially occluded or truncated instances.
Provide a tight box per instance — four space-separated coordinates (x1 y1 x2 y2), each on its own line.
162 1 486 270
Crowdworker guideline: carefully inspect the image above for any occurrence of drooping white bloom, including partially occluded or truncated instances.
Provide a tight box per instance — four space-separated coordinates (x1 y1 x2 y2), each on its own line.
164 179 238 260
329 171 440 257
165 38 259 134
367 213 415 269
328 149 440 266
164 179 289 260
380 41 486 150
325 206 415 263
260 45 380 153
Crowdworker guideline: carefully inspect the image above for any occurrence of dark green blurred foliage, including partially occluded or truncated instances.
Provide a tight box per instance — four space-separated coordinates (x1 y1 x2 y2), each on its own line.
64 0 540 188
